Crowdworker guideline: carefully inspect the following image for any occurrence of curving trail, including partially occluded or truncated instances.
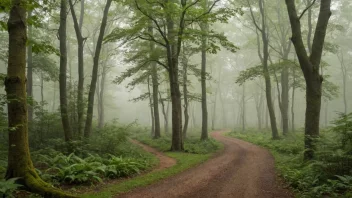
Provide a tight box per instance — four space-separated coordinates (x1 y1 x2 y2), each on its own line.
129 139 176 172
119 131 292 198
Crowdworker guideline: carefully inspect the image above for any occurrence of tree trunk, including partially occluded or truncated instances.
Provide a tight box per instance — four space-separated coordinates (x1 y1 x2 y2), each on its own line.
285 0 331 160
69 0 85 137
26 10 33 122
291 67 295 132
6 1 75 196
200 18 208 140
182 51 189 139
211 88 217 130
52 81 56 112
98 63 106 129
249 0 279 139
59 0 73 142
148 76 155 136
242 84 246 132
149 25 161 139
165 3 183 151
281 66 289 135
84 0 112 138
159 91 168 134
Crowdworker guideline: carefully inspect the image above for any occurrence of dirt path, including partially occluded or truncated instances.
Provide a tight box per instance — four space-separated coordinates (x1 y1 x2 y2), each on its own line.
119 131 292 198
129 139 176 172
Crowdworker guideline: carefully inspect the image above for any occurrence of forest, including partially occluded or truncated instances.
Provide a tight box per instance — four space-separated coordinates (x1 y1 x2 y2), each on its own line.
0 0 351 197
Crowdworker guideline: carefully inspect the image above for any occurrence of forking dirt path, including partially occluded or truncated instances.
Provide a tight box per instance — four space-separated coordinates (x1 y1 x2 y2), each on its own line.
121 131 293 198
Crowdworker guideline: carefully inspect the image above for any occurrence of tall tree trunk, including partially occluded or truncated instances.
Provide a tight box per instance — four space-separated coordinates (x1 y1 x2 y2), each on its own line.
324 102 328 127
159 91 168 134
259 0 279 139
98 63 106 129
249 0 279 139
200 16 208 140
59 0 73 142
241 84 246 132
211 87 217 130
52 81 56 112
281 66 289 135
69 0 85 137
337 52 348 114
5 1 75 196
165 2 183 151
182 51 189 139
26 10 33 122
149 25 161 139
291 68 296 132
285 0 332 160
40 72 44 104
84 0 112 138
148 76 155 136
255 87 263 131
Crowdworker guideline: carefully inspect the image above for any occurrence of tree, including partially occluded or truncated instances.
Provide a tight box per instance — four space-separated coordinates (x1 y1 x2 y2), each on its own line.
285 0 332 160
84 0 113 138
106 0 235 151
200 0 209 140
149 24 161 139
247 0 279 139
27 9 33 122
69 0 86 137
5 0 75 196
59 0 73 142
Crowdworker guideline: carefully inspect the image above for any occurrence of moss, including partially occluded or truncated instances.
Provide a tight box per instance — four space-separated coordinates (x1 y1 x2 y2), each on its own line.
24 169 78 198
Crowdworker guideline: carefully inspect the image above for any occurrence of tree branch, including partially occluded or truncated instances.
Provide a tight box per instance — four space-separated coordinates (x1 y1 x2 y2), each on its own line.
298 0 316 20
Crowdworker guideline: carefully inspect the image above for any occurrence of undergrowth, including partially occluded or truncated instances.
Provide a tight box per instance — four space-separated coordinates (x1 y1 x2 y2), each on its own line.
133 132 221 154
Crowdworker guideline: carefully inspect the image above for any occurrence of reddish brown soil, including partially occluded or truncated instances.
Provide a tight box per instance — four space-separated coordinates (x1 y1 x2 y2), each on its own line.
129 139 176 171
117 131 293 198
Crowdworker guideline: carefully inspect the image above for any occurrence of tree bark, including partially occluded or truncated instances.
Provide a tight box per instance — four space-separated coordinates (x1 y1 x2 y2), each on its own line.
291 66 296 132
285 0 331 160
259 0 279 139
200 13 208 140
148 76 155 136
98 62 107 129
149 25 161 139
69 0 85 137
6 1 75 196
159 91 169 134
249 0 279 139
26 10 33 122
84 0 112 138
241 84 246 132
165 0 183 151
59 0 73 142
182 50 189 139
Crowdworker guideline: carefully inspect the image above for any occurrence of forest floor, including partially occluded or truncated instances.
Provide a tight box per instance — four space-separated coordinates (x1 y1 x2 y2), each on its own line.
116 130 293 198
129 139 176 171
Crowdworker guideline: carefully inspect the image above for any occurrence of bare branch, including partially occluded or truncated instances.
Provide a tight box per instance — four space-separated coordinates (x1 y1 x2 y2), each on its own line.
298 0 316 20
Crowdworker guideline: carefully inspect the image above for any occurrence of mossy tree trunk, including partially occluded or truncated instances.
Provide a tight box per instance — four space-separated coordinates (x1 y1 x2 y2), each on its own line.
6 1 75 197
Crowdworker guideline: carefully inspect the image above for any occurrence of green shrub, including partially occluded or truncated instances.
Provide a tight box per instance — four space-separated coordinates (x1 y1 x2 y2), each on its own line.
0 178 22 198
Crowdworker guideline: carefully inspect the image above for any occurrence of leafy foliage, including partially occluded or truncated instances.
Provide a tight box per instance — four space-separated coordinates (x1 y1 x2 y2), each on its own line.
0 178 22 198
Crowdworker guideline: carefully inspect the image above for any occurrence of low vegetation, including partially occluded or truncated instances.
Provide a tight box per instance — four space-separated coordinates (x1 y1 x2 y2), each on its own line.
228 113 352 197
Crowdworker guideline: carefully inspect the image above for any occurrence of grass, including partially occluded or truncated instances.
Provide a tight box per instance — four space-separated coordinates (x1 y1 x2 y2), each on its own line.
82 131 222 198
82 152 212 198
